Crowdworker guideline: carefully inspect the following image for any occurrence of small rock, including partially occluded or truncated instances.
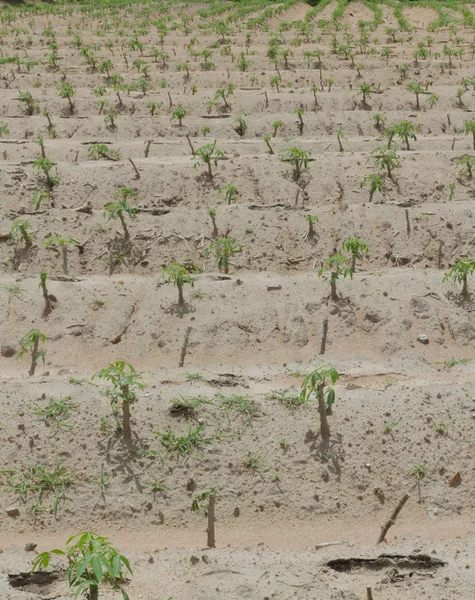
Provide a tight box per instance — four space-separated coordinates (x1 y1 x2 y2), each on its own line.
6 506 20 518
233 507 240 517
148 556 154 564
1 344 17 358
25 542 37 552
190 555 200 565
417 334 429 344
202 554 209 563
449 472 462 487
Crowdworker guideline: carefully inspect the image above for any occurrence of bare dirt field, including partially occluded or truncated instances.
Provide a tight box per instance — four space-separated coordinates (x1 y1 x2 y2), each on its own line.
0 0 474 598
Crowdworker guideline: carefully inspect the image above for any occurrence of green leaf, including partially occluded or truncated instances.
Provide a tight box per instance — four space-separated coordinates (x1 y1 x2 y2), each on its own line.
112 554 122 578
92 555 103 583
74 554 94 580
327 388 335 407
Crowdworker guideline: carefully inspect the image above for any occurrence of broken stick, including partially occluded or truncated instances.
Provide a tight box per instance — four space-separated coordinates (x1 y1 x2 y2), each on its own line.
128 157 140 179
179 326 192 368
377 493 409 543
319 319 328 355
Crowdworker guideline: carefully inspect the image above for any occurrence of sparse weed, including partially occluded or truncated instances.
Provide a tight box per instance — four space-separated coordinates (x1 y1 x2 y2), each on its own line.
4 282 24 298
216 393 258 424
9 461 75 517
155 423 213 456
32 395 76 429
266 390 309 412
383 418 401 433
242 451 263 472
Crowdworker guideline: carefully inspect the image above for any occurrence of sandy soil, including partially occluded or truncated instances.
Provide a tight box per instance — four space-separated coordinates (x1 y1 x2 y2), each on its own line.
0 0 474 598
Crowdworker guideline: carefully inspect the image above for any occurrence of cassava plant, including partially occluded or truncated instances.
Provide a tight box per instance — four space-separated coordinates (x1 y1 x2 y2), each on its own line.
104 188 137 240
171 106 187 126
45 235 78 275
191 489 216 548
463 120 475 150
39 270 52 316
456 156 475 178
304 215 318 240
10 218 35 247
32 532 132 600
341 238 368 272
17 329 47 376
219 184 238 205
205 237 242 274
161 262 194 305
407 81 424 109
394 120 417 150
193 143 224 178
57 80 75 113
318 253 353 301
92 361 145 440
33 158 57 187
280 147 311 179
300 366 340 437
358 82 371 105
263 135 274 154
443 258 475 299
360 173 383 202
371 147 401 179
208 208 218 238
234 116 247 137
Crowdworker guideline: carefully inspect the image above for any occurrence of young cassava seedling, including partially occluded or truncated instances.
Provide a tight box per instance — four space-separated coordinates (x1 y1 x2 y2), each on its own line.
318 253 353 301
10 219 35 247
205 237 242 274
191 489 216 548
300 366 340 437
304 215 318 240
103 188 137 240
57 80 75 113
32 532 132 600
17 329 47 376
371 147 401 179
161 262 194 305
39 271 53 316
208 208 218 238
219 184 238 205
280 147 311 179
45 235 78 275
171 106 187 126
88 143 120 161
263 135 274 154
443 258 475 299
193 143 224 178
360 173 383 201
341 237 368 272
33 158 57 187
92 361 145 440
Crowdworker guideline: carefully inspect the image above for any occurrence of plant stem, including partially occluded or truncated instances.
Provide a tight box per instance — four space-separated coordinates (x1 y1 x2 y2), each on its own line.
62 247 68 275
122 399 131 439
29 337 39 377
317 384 330 437
177 282 184 305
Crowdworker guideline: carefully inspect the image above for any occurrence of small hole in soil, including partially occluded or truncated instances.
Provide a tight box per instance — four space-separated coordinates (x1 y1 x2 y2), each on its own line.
327 554 446 573
8 571 59 589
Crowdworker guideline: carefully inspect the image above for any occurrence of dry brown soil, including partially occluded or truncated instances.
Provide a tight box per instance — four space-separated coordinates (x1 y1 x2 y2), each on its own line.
0 1 474 599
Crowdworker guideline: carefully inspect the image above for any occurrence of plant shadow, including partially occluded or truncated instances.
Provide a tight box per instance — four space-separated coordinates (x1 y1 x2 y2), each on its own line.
164 302 196 317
